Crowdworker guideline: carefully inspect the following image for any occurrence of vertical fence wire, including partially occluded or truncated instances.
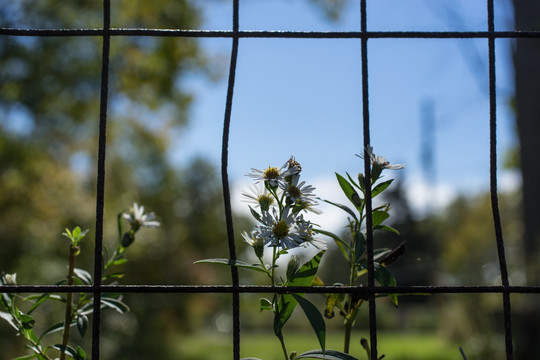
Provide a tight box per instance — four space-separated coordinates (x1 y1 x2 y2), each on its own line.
221 1 241 359
359 1 378 359
486 1 514 359
91 1 111 358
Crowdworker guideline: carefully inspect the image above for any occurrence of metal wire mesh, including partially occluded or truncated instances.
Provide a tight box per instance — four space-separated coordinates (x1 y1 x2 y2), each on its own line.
2 1 540 359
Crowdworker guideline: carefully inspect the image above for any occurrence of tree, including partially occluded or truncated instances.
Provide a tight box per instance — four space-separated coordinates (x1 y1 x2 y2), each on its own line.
511 1 540 358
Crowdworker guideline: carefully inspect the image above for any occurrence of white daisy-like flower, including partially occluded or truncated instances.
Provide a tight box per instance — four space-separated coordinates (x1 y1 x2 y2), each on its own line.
242 184 275 212
280 175 318 207
294 215 327 251
247 160 300 188
254 207 308 249
357 146 404 170
123 202 160 232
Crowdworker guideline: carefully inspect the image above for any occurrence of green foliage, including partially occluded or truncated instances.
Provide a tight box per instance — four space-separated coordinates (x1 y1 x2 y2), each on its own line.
318 148 405 356
0 204 157 359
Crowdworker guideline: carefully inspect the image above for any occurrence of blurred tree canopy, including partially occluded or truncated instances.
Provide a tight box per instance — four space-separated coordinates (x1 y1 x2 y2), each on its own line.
0 1 246 358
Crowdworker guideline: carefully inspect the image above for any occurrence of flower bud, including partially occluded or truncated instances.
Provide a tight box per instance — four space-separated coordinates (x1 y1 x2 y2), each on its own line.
121 232 135 248
286 255 301 281
253 236 265 259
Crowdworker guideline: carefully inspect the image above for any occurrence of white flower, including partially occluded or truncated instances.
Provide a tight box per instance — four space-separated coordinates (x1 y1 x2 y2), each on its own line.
1 273 16 285
247 160 300 188
280 175 318 207
357 146 404 170
254 207 320 250
123 202 160 231
242 184 275 212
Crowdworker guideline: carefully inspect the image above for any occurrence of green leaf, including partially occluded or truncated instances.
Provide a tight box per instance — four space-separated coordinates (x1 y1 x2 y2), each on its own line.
0 310 18 330
51 344 85 360
373 224 400 235
77 313 88 337
371 179 393 198
371 210 389 227
248 205 262 223
76 346 87 359
13 354 42 360
73 268 93 285
20 314 35 329
346 172 361 190
354 231 366 263
322 199 358 222
374 263 398 306
313 229 351 262
336 173 362 208
259 298 273 312
38 321 65 341
194 258 267 274
296 349 359 359
101 296 130 314
274 251 325 338
292 294 326 352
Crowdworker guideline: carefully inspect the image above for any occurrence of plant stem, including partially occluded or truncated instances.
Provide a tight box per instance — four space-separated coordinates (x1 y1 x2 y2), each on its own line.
60 244 78 360
278 334 289 360
344 320 353 354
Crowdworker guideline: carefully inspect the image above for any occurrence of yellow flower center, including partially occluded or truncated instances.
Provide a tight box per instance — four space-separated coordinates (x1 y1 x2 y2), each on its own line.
272 219 289 238
257 194 274 211
264 166 280 180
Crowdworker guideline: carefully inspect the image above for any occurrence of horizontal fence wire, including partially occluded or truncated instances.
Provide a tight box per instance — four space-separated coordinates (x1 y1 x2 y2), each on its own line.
2 0 540 359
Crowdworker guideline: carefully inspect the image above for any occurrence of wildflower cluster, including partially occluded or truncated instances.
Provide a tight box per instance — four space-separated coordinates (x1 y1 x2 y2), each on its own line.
198 157 328 359
243 157 325 253
0 203 159 360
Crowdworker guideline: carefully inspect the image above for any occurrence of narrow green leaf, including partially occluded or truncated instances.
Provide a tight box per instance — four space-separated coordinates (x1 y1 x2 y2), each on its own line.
13 354 41 360
38 321 65 341
259 298 273 312
292 294 326 352
373 224 400 235
374 263 398 306
371 179 393 198
101 296 130 314
76 346 87 359
346 172 361 190
73 268 93 285
194 258 267 273
20 314 35 329
51 344 83 360
314 229 351 262
296 349 359 360
336 173 362 208
322 199 358 222
354 231 366 263
248 205 262 223
371 210 389 227
0 310 17 330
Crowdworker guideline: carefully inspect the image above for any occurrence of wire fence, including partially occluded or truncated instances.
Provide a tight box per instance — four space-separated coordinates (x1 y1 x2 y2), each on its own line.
2 1 540 359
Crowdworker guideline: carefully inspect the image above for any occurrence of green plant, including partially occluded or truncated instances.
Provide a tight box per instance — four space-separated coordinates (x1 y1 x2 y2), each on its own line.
316 146 405 358
0 203 159 360
197 152 405 360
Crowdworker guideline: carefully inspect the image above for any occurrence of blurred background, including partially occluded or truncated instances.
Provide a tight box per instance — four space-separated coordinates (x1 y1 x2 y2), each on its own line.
0 0 538 359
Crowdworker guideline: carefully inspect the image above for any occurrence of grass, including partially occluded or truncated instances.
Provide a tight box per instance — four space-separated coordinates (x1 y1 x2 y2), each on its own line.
173 330 460 360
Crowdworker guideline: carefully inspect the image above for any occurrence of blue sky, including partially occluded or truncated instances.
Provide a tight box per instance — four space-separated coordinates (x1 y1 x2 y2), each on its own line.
169 0 519 228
